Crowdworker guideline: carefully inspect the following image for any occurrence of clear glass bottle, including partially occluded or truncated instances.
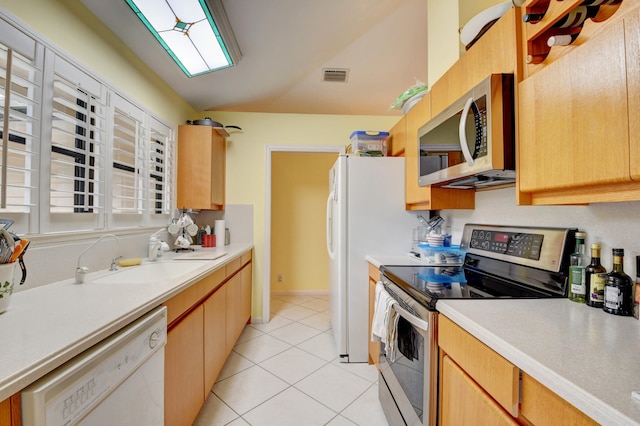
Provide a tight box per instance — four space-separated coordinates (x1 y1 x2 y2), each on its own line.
568 232 587 303
585 243 606 308
603 248 633 316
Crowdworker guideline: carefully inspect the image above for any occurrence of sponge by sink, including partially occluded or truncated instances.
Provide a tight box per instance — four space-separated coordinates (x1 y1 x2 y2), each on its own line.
118 257 142 267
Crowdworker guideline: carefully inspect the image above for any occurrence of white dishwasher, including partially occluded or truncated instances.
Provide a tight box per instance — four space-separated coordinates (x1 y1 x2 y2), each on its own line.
21 306 167 426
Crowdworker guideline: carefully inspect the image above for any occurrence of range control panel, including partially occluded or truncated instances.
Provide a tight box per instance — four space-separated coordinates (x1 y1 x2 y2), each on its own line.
468 229 544 260
461 224 576 273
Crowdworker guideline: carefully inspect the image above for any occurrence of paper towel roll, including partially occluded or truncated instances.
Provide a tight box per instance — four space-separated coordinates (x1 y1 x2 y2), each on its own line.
214 220 225 247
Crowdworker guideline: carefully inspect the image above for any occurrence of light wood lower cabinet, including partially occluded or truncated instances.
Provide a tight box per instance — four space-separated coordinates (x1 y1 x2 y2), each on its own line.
440 355 518 426
519 373 598 426
203 285 227 398
164 251 252 426
367 262 380 368
165 305 205 426
439 315 599 425
0 393 21 426
438 315 519 418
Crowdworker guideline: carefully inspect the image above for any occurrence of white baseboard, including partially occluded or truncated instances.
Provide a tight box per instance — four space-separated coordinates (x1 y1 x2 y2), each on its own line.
271 290 329 297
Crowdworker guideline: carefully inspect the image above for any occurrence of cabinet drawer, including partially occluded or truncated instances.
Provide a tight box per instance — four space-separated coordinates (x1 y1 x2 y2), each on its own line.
438 316 519 417
441 355 519 426
241 250 252 265
520 373 598 426
225 257 242 277
163 280 206 326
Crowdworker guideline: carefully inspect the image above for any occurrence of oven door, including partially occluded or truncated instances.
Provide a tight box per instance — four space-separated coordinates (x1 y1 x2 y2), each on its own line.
378 282 438 426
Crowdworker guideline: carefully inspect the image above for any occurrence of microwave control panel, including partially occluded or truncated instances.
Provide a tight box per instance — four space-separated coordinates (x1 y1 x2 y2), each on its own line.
468 229 543 261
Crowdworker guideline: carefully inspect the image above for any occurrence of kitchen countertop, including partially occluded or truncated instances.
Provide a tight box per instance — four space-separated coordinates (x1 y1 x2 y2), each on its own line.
438 298 640 425
0 243 253 402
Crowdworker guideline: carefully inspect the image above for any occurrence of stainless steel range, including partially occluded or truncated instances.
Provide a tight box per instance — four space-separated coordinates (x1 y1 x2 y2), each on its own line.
377 224 577 426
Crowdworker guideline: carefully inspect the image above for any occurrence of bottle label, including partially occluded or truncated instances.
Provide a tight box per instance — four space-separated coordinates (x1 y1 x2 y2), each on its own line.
604 286 623 310
570 266 585 295
589 274 606 303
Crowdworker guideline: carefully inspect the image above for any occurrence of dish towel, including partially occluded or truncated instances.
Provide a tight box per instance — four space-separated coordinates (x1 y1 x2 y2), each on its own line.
371 282 400 361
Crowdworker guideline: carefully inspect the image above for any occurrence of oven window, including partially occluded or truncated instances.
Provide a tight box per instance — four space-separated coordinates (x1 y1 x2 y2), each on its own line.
382 316 425 422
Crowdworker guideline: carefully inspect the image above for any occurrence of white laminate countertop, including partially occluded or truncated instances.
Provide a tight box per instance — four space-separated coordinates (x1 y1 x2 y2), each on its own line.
438 299 640 426
0 243 253 402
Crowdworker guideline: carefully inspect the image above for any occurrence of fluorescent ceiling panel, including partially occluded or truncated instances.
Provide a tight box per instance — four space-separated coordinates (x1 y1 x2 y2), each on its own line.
124 0 239 77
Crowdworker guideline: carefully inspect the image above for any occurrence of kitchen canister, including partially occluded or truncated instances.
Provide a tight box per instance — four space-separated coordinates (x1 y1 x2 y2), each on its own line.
214 220 225 247
0 262 17 314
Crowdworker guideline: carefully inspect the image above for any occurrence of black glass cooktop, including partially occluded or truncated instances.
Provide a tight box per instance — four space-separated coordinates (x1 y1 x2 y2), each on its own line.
381 253 569 311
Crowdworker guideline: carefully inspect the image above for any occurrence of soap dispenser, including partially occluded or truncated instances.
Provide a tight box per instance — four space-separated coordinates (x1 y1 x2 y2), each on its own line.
148 236 162 261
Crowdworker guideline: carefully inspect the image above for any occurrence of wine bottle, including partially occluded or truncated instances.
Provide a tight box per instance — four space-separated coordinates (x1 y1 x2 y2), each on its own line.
568 232 587 303
554 6 599 29
585 243 606 308
582 0 622 6
603 248 633 316
547 34 579 47
523 13 546 23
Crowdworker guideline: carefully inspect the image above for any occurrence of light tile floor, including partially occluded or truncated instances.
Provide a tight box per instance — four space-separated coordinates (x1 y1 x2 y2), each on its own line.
193 294 389 426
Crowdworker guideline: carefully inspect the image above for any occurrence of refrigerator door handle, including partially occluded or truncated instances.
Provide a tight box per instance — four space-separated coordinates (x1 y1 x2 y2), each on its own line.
326 190 335 259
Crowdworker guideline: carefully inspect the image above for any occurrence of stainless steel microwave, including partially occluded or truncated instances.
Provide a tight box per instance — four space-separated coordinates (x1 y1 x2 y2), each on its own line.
418 74 515 189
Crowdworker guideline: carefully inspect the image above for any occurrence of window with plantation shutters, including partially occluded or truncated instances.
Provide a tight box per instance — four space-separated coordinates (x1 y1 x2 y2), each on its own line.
0 22 41 227
1 12 176 235
111 94 145 215
49 58 106 215
149 117 173 215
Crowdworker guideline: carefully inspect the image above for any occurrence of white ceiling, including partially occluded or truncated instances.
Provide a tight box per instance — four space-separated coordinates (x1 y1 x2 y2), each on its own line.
80 0 428 116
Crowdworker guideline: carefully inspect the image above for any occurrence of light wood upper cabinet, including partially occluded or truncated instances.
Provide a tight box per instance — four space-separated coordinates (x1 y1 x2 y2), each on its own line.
517 3 640 205
388 116 406 157
177 125 225 210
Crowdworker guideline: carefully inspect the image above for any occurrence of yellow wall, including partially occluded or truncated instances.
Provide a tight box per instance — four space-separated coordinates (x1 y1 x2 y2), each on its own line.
271 152 338 293
427 0 460 87
1 0 196 124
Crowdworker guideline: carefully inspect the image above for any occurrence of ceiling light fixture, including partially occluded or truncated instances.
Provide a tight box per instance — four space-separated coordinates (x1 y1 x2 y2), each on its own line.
124 0 242 77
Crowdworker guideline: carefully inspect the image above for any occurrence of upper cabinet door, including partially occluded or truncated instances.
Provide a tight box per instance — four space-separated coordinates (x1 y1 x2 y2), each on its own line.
518 19 629 194
177 125 225 210
626 9 640 181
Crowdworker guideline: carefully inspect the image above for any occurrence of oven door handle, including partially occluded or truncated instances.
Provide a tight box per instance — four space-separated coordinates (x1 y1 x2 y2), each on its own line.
391 303 429 337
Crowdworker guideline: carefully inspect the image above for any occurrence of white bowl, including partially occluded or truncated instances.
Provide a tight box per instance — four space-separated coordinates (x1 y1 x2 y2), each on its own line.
460 2 512 46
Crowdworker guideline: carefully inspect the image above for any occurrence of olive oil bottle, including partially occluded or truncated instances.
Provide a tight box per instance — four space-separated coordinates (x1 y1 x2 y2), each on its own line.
603 248 633 316
585 243 606 308
568 232 587 303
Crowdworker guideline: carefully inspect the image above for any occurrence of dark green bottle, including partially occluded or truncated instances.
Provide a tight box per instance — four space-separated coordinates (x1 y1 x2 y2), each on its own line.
603 248 633 316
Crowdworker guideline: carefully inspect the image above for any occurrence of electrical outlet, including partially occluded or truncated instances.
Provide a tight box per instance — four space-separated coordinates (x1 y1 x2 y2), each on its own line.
277 274 283 282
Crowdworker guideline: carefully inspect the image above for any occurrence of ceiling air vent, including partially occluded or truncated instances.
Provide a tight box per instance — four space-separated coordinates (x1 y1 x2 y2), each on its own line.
322 68 349 83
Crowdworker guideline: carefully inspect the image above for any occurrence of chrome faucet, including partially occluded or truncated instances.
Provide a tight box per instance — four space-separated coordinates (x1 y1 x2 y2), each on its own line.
75 234 121 284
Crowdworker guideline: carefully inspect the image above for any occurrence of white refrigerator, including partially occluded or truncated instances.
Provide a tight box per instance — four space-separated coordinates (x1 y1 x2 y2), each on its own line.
326 154 419 363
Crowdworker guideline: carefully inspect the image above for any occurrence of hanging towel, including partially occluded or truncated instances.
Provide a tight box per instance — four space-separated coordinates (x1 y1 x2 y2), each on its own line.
397 317 422 362
371 282 400 361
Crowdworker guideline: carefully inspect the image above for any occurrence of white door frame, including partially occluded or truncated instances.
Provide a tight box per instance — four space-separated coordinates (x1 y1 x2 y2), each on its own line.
262 144 344 323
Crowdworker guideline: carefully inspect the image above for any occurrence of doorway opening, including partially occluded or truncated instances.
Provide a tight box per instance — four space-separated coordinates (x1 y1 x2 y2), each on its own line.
262 145 343 323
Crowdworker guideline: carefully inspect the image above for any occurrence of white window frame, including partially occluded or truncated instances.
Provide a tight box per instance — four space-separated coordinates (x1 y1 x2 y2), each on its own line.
0 11 177 238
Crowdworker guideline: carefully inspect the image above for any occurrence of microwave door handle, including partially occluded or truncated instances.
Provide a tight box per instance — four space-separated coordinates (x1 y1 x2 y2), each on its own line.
459 97 476 166
392 303 429 337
